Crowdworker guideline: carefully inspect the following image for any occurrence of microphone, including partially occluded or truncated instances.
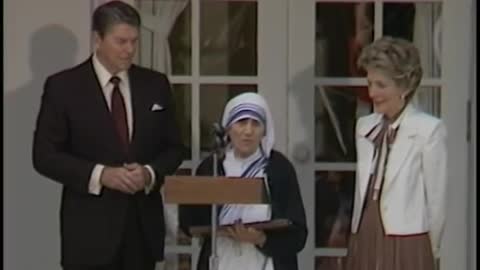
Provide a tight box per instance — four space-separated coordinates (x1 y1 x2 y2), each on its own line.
212 123 226 149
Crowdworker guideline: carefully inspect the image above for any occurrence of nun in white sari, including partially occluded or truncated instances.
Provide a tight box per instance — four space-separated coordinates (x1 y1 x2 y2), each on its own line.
180 93 307 270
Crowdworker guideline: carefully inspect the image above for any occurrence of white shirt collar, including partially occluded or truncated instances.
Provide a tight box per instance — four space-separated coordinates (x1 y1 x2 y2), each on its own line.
92 53 128 88
387 103 412 130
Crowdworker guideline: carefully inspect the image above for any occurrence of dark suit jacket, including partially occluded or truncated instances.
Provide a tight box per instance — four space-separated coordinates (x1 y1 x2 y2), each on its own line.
32 57 184 266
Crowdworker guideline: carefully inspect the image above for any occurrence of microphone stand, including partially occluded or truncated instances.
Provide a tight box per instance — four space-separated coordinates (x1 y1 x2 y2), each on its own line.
209 124 225 270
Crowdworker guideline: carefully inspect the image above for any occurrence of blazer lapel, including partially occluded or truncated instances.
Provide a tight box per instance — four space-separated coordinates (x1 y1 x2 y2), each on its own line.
384 106 418 184
356 114 382 199
356 106 419 200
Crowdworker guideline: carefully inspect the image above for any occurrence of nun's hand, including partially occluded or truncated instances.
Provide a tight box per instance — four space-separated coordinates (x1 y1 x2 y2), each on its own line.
226 221 267 247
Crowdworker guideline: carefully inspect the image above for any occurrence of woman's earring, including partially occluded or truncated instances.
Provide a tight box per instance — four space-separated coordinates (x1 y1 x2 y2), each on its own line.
401 90 412 101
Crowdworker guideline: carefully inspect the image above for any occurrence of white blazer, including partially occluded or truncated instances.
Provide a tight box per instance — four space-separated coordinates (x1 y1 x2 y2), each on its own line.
351 104 447 257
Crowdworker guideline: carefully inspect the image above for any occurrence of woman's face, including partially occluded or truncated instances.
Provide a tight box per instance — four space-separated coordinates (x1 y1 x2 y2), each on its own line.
366 68 407 119
227 118 265 158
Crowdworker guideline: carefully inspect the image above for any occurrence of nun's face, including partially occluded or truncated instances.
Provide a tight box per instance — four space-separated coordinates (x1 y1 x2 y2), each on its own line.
227 118 265 158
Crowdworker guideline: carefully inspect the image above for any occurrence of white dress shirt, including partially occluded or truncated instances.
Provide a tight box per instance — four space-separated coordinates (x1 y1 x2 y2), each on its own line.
88 53 156 195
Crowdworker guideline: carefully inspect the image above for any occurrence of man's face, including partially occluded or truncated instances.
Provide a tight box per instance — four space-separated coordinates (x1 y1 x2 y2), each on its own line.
94 23 138 74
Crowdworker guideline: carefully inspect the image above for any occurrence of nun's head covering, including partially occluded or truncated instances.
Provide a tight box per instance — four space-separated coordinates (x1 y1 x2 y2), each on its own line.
221 92 275 157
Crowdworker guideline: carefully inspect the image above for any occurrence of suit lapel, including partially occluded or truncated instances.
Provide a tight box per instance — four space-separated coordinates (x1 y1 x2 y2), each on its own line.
82 58 126 154
127 66 145 156
84 59 109 113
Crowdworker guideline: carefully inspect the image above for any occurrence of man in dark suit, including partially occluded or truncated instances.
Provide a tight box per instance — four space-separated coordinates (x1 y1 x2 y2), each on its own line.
32 2 184 269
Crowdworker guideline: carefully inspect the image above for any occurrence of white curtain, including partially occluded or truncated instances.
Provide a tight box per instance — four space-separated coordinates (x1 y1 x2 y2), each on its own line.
141 0 188 74
412 3 442 117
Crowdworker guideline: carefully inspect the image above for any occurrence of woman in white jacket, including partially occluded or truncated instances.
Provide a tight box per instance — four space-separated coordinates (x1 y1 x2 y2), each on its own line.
345 36 447 270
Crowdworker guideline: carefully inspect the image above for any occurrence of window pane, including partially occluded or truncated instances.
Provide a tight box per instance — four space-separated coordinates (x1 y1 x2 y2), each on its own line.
199 84 257 157
137 26 154 69
314 86 372 162
200 0 257 75
413 86 442 118
315 171 355 248
316 2 442 78
170 2 192 75
172 84 192 160
384 2 442 78
316 2 374 77
136 0 192 75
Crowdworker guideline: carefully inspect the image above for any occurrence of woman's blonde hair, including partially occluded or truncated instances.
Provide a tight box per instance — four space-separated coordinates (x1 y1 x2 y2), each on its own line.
357 36 423 102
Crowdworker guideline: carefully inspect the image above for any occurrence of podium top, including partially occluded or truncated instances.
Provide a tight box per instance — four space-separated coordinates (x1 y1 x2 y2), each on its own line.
164 175 266 205
188 219 292 237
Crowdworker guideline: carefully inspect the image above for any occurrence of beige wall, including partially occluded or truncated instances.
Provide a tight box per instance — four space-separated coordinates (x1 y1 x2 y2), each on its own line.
4 0 90 269
3 1 476 270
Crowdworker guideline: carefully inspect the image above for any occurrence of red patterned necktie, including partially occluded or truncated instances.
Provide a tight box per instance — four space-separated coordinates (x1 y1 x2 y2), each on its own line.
110 76 129 152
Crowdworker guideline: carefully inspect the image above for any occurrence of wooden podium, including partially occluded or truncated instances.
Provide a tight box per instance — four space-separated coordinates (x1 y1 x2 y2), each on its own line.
164 175 268 270
164 175 266 205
